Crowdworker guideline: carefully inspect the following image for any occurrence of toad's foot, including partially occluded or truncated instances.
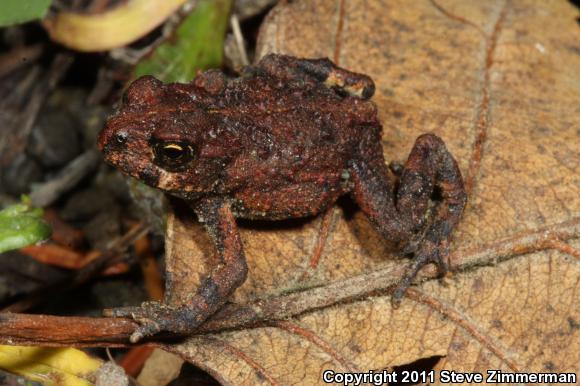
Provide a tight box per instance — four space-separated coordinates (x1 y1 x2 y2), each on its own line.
349 133 466 308
104 301 205 343
391 240 450 307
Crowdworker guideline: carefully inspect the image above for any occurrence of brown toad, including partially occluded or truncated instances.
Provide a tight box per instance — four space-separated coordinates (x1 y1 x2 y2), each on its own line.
98 54 467 342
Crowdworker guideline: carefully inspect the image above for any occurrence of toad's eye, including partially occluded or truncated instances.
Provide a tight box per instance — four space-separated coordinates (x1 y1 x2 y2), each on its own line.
160 143 186 159
152 141 195 170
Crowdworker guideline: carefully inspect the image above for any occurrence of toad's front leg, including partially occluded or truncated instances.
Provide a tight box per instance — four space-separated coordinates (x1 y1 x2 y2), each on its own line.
105 198 247 343
350 133 467 304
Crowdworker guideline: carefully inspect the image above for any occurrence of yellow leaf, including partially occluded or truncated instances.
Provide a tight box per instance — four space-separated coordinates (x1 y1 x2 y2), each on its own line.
43 0 187 52
0 345 102 386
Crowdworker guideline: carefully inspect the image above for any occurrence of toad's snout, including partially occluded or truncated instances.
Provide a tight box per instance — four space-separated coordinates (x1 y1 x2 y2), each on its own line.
98 116 132 158
97 120 116 152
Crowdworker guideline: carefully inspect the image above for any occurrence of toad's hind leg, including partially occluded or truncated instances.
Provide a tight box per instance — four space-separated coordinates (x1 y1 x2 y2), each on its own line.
393 134 467 301
258 54 376 99
349 133 466 304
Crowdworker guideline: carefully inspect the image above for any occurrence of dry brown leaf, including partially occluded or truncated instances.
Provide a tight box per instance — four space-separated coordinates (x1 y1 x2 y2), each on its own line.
137 349 184 386
159 0 579 384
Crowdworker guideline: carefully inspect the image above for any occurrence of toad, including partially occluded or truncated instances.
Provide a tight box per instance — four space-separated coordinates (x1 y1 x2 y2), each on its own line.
98 54 467 342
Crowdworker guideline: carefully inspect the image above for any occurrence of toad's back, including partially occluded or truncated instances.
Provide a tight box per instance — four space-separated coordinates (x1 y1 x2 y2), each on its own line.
207 58 383 219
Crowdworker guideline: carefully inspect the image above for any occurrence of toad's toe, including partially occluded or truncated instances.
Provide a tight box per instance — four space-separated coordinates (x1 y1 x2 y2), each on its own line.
392 242 449 305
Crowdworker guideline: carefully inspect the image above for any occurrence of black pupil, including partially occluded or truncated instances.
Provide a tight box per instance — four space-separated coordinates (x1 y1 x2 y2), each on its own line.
163 146 184 159
152 141 194 169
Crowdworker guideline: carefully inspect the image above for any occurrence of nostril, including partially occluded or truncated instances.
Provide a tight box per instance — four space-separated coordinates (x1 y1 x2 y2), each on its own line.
115 131 128 145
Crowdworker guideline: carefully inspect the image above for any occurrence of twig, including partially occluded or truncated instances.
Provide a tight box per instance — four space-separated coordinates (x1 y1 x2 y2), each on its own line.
0 219 576 347
230 14 249 66
3 223 149 313
0 44 44 78
30 149 101 207
0 54 72 163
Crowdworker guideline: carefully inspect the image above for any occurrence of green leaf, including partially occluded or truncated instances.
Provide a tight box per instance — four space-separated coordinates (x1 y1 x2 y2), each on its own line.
0 198 51 253
134 0 233 83
0 0 52 27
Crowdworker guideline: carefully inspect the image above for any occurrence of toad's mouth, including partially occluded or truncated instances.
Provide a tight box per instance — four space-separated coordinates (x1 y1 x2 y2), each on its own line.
98 144 159 187
105 157 187 198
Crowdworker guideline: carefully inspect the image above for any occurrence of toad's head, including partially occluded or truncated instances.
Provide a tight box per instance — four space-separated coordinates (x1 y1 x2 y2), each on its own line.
98 74 239 200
